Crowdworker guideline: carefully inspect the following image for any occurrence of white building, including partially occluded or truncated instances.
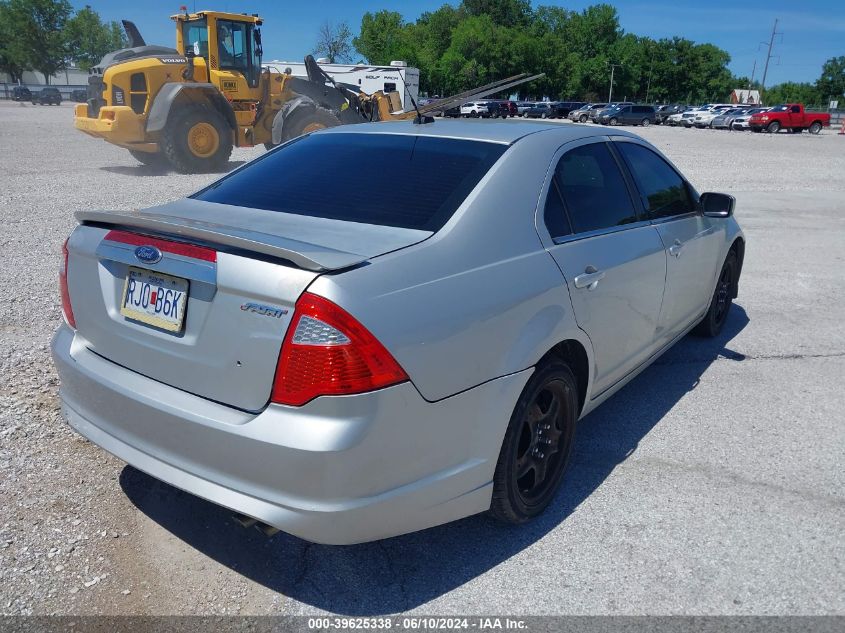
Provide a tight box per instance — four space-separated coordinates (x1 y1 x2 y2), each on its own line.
264 60 420 111
731 89 761 105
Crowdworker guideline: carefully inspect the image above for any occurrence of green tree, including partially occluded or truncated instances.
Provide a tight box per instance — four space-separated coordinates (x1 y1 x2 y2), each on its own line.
65 5 125 71
764 82 822 107
0 1 29 83
314 20 353 63
8 0 72 84
461 0 532 28
353 11 410 66
815 56 845 102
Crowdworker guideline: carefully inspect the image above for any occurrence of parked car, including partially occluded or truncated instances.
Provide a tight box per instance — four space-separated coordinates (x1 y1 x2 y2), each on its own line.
31 87 62 105
70 89 88 103
667 109 703 127
591 102 632 123
655 104 684 125
11 86 32 101
526 102 555 118
52 120 745 545
748 103 831 134
516 101 536 117
730 107 769 130
460 101 487 117
494 101 517 118
692 110 724 128
599 104 656 126
711 108 748 130
569 103 602 123
552 101 586 118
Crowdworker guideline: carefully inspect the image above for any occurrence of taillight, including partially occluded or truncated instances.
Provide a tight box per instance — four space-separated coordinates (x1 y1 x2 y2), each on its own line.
271 293 408 406
60 238 76 329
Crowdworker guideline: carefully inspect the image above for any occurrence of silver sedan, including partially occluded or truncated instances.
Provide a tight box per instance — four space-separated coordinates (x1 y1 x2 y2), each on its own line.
52 121 745 544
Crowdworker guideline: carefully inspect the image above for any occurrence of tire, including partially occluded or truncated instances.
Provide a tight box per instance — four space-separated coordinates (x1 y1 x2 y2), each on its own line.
693 250 738 338
160 104 233 174
280 106 341 142
642 118 650 127
609 117 618 126
522 112 528 118
767 121 780 133
808 121 822 135
490 361 578 524
129 149 167 166
579 115 587 123
541 112 547 119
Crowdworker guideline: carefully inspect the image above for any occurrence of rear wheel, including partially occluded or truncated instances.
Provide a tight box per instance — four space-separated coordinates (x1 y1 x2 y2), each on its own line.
579 114 587 123
642 118 651 127
767 121 781 133
808 121 822 135
280 106 341 143
490 361 578 523
694 250 738 337
160 104 233 174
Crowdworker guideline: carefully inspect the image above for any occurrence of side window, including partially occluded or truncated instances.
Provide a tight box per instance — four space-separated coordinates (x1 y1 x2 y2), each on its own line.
553 142 639 234
791 105 800 113
616 142 694 220
543 179 572 239
218 20 248 71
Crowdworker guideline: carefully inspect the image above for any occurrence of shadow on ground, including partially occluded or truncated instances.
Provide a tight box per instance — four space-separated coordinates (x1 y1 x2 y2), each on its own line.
121 306 749 614
99 161 246 176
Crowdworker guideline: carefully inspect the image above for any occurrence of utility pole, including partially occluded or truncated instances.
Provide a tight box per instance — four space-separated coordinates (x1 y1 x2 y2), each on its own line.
759 18 782 90
607 62 622 104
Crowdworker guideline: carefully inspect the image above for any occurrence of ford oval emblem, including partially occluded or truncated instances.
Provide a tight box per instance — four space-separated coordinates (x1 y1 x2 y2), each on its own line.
134 245 162 264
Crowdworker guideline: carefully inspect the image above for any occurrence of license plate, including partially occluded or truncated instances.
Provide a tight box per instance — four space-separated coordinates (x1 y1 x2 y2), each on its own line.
120 267 189 332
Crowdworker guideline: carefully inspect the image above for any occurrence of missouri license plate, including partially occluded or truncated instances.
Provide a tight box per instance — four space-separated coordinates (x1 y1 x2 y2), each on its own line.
120 267 188 332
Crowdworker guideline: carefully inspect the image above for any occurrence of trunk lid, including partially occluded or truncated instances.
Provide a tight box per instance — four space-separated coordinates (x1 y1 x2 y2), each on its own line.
67 202 431 411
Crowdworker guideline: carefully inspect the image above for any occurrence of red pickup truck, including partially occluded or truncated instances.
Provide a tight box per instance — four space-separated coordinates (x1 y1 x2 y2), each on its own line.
749 103 830 134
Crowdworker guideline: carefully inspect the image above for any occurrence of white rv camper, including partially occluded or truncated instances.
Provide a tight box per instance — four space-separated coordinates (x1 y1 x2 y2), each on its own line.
263 59 420 111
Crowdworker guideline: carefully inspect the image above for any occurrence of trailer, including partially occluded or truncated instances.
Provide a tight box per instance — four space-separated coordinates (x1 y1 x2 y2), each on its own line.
264 59 420 111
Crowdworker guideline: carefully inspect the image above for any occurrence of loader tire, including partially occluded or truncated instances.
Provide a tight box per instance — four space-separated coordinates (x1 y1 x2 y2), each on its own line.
281 107 341 143
129 150 166 167
160 105 233 174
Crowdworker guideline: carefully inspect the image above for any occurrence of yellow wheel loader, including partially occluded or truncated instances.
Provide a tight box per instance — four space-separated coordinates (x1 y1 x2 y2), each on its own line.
74 8 542 173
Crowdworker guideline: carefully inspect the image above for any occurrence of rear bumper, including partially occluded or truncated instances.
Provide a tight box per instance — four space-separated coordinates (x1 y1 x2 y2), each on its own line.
73 104 156 151
52 326 530 544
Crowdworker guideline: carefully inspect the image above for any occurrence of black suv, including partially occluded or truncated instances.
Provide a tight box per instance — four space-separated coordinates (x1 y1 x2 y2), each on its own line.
31 87 62 105
71 89 87 103
11 86 32 101
655 104 684 125
551 101 586 118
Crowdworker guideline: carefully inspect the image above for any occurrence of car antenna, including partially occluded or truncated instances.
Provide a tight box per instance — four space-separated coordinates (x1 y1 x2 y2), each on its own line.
392 66 433 124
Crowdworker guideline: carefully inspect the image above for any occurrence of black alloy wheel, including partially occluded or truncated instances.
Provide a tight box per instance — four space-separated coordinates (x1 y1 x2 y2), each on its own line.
490 361 578 523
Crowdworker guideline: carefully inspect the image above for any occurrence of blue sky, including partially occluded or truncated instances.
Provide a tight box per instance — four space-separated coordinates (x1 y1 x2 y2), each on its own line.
72 1 843 85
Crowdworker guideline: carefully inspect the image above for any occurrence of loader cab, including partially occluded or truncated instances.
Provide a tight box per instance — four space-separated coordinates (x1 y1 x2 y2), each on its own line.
174 10 263 96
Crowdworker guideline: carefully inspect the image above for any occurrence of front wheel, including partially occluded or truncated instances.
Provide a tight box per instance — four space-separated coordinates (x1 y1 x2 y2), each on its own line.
767 121 781 133
694 250 738 338
160 104 233 173
808 121 822 135
608 117 618 126
579 115 587 123
490 361 578 523
642 118 650 127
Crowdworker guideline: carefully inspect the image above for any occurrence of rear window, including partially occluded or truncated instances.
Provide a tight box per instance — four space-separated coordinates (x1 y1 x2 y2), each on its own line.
193 133 507 231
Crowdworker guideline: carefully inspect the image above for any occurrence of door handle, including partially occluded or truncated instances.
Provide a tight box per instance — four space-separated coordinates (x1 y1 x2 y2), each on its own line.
574 266 605 290
668 239 683 258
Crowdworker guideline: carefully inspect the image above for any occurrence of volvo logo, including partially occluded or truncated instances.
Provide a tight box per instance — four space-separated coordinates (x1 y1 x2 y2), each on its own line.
134 245 162 264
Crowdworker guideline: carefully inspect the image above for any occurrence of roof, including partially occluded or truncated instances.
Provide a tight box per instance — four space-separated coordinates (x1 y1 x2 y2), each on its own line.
317 119 639 145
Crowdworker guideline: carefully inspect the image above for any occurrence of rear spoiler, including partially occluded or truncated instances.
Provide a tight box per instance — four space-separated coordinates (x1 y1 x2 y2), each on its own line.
75 209 367 272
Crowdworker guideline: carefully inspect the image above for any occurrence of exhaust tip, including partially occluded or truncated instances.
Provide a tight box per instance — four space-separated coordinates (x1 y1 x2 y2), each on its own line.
232 513 280 537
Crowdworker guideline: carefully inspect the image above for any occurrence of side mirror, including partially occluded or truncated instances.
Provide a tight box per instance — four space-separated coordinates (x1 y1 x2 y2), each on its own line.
700 192 735 218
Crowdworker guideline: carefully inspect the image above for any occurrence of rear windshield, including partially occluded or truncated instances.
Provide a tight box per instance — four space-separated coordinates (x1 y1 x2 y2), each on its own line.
193 132 507 231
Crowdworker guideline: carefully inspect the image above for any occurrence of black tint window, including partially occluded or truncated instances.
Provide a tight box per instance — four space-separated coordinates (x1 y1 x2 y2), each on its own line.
544 179 572 239
616 142 693 220
555 142 638 233
193 133 506 231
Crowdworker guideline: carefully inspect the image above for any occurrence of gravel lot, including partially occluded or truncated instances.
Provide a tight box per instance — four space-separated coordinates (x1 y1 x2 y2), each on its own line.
1 100 843 616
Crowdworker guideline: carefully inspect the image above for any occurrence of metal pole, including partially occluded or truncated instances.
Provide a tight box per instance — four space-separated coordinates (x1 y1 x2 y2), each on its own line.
760 18 779 89
608 65 614 104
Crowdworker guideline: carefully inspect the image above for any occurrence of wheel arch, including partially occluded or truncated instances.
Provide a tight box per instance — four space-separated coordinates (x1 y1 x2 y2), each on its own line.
145 83 236 134
729 236 745 299
537 339 591 417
